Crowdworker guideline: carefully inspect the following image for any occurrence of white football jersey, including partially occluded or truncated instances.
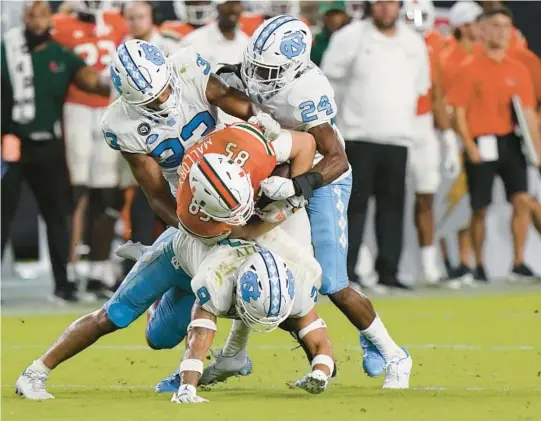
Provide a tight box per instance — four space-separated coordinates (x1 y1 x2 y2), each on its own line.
221 63 350 182
101 46 219 194
173 227 321 320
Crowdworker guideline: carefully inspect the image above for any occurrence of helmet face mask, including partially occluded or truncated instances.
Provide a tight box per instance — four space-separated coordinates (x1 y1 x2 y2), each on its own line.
111 40 179 122
402 1 436 33
242 15 312 101
174 1 215 26
235 251 295 332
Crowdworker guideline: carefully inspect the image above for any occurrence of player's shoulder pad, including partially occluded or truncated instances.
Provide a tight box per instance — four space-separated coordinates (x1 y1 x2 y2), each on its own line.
287 66 337 126
191 264 235 316
170 46 213 81
100 99 142 153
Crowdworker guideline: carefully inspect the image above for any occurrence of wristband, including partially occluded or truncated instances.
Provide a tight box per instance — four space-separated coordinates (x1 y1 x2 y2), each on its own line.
292 172 323 199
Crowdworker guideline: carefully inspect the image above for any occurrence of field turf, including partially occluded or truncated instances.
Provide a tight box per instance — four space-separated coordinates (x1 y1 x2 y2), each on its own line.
2 289 541 421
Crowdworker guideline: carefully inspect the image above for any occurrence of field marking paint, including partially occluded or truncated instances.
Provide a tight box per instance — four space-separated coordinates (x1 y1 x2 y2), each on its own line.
3 343 539 351
2 383 540 392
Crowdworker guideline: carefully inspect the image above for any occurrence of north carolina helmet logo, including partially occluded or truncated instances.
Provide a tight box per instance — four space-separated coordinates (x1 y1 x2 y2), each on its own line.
279 31 306 59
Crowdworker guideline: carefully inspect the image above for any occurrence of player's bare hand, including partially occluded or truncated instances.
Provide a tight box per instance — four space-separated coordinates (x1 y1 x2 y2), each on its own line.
248 112 281 141
295 370 328 395
260 176 296 200
171 385 209 404
466 144 482 164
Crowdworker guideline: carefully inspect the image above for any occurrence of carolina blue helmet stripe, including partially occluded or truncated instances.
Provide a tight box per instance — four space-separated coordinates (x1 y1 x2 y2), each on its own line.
259 250 281 317
117 44 151 93
254 15 299 53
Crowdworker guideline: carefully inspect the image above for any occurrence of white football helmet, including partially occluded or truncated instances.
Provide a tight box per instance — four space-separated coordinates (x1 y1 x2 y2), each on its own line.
110 39 180 121
402 0 436 34
242 15 312 100
174 1 215 26
346 1 365 21
236 248 295 332
189 153 255 226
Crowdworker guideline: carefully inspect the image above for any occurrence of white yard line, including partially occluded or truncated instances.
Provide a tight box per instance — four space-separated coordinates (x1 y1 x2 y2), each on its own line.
2 383 540 392
2 343 539 351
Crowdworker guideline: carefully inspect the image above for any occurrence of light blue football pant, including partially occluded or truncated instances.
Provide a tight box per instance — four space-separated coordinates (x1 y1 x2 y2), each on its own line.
306 172 353 295
103 227 194 346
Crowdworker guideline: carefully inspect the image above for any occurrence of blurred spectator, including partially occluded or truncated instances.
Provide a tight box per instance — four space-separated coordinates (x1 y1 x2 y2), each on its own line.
311 1 351 67
1 1 110 303
402 0 461 285
239 0 310 36
180 1 247 67
438 0 483 282
447 6 541 282
160 1 214 40
322 0 430 290
52 1 126 298
479 1 527 50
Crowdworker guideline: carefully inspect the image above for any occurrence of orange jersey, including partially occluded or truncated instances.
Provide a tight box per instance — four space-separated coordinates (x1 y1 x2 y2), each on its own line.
510 27 527 50
160 20 197 40
508 47 541 105
176 123 277 242
52 11 126 108
416 31 445 116
239 13 310 37
440 42 483 96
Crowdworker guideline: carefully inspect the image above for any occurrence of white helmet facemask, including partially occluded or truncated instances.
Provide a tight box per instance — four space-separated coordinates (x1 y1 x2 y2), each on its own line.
242 15 312 102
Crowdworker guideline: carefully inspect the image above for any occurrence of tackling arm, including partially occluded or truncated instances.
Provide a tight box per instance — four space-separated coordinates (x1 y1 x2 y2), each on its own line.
309 123 349 185
122 152 179 227
73 66 110 97
287 131 317 177
206 74 254 120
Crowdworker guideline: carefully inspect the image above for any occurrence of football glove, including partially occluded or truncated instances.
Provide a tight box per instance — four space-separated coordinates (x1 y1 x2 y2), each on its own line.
171 384 208 404
248 112 281 142
256 196 307 223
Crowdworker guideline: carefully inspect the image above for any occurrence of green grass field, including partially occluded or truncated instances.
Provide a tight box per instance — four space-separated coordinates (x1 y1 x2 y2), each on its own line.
2 290 541 421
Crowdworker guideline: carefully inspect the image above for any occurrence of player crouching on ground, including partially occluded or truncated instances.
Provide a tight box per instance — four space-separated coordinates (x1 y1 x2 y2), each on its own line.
170 243 333 403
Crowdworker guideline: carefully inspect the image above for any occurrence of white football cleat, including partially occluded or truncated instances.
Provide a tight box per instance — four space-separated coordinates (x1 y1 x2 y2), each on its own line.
382 350 412 389
295 369 328 394
15 368 55 400
199 349 252 385
115 241 149 261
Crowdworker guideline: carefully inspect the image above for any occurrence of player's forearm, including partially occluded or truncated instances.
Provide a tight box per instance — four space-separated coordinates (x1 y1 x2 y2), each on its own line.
147 194 179 228
289 131 316 178
181 326 215 386
310 151 349 185
229 216 276 241
432 83 451 131
453 107 474 146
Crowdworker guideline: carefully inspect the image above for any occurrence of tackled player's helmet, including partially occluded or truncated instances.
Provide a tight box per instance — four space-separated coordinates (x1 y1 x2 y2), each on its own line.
174 1 215 26
110 40 180 121
189 153 255 226
402 0 436 33
242 15 312 100
235 248 295 332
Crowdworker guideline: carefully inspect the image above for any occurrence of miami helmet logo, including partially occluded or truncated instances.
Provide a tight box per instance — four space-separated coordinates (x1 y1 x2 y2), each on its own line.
279 31 306 59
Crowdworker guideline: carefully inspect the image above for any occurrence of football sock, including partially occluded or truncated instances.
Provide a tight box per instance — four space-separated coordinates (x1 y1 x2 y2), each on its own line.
360 316 405 362
222 320 251 357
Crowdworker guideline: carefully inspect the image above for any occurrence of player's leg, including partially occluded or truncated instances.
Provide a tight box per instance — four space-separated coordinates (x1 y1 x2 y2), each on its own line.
147 288 198 393
1 162 23 254
307 174 411 388
15 228 190 400
86 109 125 296
465 159 496 281
24 143 75 301
410 122 442 284
63 103 92 283
501 140 535 279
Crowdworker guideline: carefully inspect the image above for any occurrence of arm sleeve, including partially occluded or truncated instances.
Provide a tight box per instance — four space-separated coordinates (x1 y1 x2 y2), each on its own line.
1 42 14 136
320 22 359 82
